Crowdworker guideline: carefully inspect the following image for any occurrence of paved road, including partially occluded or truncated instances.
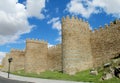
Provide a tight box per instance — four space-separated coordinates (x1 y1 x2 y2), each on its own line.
0 71 88 83
0 76 30 83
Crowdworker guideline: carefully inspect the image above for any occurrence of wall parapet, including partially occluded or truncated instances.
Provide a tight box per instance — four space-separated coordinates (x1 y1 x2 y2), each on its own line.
26 38 47 44
48 44 61 50
10 49 24 53
92 19 120 33
62 15 89 25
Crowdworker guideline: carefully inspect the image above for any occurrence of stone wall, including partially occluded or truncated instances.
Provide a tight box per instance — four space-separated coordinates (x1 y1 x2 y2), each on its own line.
1 16 120 75
24 39 48 74
2 49 25 72
1 53 9 72
91 20 120 67
62 16 93 75
47 44 62 71
9 49 25 72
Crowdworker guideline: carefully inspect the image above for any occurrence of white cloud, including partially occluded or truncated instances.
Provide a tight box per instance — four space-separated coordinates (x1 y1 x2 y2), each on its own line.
0 52 6 64
48 43 54 48
47 17 61 31
47 17 61 43
101 0 120 17
66 0 120 18
56 37 61 43
0 0 33 45
26 0 46 19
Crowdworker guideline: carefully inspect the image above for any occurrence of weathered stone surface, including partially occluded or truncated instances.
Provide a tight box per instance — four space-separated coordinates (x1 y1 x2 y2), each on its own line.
91 22 120 67
47 44 62 71
101 73 113 80
62 16 93 75
90 69 98 75
2 16 120 75
9 49 25 72
1 53 9 72
1 49 25 72
24 39 48 74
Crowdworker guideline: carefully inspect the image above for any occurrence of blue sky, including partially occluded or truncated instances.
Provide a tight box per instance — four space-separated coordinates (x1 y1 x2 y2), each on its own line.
0 0 120 63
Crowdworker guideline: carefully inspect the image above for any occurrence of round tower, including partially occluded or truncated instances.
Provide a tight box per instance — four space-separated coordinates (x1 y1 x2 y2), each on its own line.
8 49 25 72
62 16 93 75
25 39 48 74
1 53 9 72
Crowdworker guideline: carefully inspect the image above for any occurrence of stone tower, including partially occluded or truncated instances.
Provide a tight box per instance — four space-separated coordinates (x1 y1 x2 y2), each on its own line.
62 16 93 75
9 49 25 72
1 53 9 72
24 39 48 74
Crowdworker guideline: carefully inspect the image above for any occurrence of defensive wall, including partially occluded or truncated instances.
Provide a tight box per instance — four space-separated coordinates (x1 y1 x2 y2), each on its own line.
9 49 25 72
1 49 25 72
1 53 9 72
24 39 48 74
62 16 93 75
91 20 120 67
47 44 62 71
2 16 120 75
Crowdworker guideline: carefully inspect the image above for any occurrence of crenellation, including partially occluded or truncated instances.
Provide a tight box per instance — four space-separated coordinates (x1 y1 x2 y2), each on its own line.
2 16 120 75
91 19 120 67
26 38 47 44
105 24 109 28
93 28 98 33
66 15 70 20
62 15 93 75
99 26 103 31
75 16 79 21
110 22 114 26
25 38 48 74
10 48 24 53
114 19 120 24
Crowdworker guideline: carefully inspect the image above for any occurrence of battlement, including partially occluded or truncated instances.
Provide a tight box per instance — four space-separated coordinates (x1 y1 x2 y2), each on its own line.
26 38 47 44
48 44 61 50
10 49 25 53
92 19 120 33
62 15 88 25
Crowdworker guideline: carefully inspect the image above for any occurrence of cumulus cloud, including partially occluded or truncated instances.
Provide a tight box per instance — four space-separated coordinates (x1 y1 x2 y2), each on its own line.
26 0 46 19
0 0 33 45
0 52 6 64
47 17 61 43
56 37 61 43
66 0 120 18
47 17 61 32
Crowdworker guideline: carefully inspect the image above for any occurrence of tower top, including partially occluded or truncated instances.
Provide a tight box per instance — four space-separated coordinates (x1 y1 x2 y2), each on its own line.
26 38 48 44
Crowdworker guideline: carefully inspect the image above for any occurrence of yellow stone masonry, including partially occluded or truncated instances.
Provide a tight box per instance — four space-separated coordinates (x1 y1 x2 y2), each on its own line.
48 44 62 71
24 39 48 74
2 16 120 75
62 16 93 75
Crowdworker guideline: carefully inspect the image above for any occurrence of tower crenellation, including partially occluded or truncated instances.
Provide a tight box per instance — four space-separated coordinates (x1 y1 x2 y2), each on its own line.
26 38 47 44
2 16 120 75
110 21 114 26
25 38 48 74
62 15 93 75
105 24 109 28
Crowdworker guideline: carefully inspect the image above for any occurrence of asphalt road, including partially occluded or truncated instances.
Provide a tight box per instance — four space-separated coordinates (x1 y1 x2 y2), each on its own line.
0 76 31 83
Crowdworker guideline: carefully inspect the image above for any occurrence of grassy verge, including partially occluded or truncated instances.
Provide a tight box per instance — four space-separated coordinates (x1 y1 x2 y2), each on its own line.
12 70 120 83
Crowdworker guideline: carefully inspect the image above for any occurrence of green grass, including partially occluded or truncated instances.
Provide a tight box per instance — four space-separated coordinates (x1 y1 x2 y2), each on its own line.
12 70 120 83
